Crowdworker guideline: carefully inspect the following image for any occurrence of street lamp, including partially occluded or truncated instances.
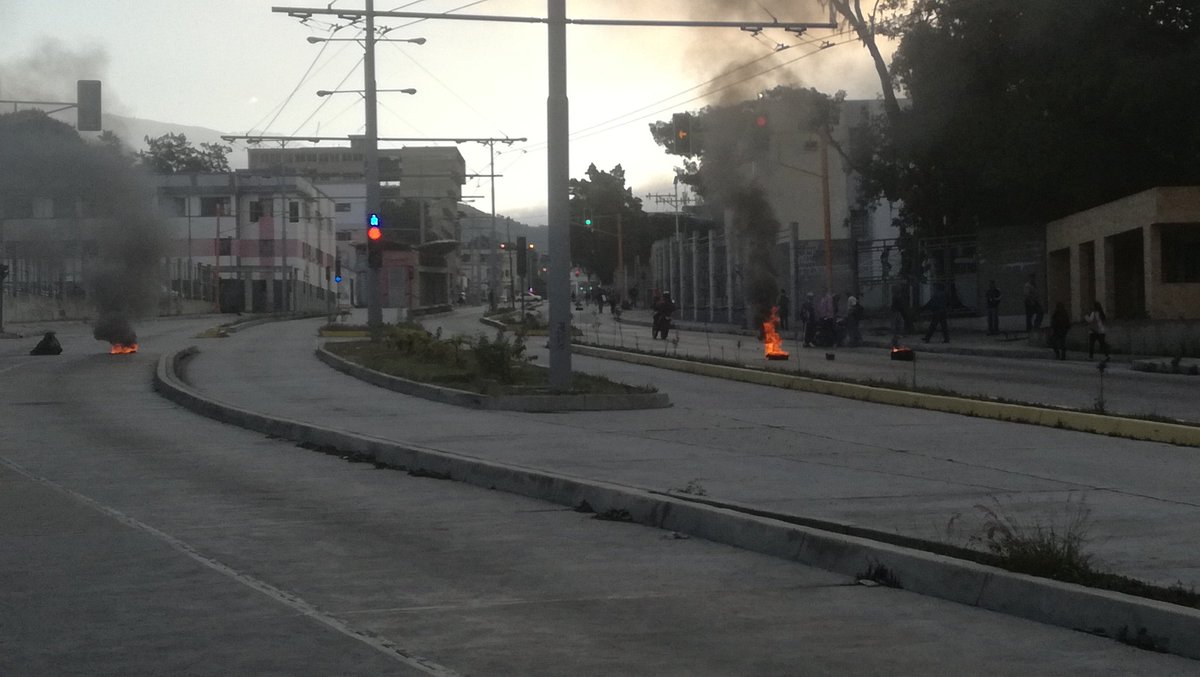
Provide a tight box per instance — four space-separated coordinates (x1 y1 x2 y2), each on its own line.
316 88 417 97
307 36 426 45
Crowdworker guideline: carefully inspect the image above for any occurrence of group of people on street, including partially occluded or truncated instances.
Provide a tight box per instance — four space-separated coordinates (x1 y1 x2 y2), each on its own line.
795 289 863 348
642 277 1113 361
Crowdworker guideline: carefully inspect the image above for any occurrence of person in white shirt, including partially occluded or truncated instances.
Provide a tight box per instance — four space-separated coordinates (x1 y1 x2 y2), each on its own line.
1084 301 1109 360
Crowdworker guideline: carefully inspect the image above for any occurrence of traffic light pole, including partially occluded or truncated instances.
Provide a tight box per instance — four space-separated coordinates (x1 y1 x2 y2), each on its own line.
364 0 384 329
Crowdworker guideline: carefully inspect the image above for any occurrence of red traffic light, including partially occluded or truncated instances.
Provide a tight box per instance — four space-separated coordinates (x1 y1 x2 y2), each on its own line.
755 115 768 128
367 225 382 241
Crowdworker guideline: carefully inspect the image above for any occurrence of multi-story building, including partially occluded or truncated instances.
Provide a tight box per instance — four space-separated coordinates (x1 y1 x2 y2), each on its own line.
156 172 340 313
0 172 342 321
247 141 465 310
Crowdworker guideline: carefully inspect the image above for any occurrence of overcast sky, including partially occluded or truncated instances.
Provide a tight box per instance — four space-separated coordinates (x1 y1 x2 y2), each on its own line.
1 0 892 225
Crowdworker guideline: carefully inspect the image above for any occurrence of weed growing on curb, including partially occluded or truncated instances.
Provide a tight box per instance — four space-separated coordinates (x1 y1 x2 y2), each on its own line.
969 496 1095 583
857 560 903 588
674 479 708 496
594 508 634 522
1116 626 1168 653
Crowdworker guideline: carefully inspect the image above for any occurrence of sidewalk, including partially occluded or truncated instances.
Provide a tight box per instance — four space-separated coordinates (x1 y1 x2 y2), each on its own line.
613 307 1163 363
569 307 1200 424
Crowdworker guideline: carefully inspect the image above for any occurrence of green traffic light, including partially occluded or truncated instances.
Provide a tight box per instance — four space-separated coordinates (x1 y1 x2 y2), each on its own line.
584 218 592 226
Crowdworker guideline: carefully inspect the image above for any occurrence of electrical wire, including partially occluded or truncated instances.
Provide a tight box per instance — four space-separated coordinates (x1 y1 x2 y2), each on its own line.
244 28 344 136
288 55 365 137
383 39 510 138
502 31 857 156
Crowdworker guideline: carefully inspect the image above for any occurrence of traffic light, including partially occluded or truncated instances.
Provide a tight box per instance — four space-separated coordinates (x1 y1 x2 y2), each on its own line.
76 80 102 132
749 112 770 154
583 210 593 227
334 256 342 283
367 212 383 268
517 237 528 277
671 112 692 155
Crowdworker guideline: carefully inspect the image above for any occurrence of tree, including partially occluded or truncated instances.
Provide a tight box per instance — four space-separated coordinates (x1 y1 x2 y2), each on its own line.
139 133 231 174
856 0 1200 232
568 164 645 285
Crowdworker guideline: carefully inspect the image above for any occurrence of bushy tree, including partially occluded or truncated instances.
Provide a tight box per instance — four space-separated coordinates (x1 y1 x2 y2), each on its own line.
139 133 231 174
569 164 645 285
856 0 1200 232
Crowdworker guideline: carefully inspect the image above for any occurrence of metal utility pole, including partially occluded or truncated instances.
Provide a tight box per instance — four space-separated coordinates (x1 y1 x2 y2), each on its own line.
546 0 572 388
363 0 383 328
819 127 833 292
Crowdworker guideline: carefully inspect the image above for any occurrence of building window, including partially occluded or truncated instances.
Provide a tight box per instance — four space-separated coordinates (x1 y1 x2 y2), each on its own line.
160 196 187 217
259 239 275 257
218 237 232 256
249 199 273 222
336 231 352 241
335 202 352 213
1162 226 1200 283
200 197 231 217
289 201 300 223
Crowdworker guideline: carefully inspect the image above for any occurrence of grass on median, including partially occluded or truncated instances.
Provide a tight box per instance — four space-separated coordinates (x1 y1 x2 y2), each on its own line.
324 326 655 397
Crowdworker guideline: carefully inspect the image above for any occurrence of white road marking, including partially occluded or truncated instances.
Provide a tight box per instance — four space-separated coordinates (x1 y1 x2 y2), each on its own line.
0 455 461 677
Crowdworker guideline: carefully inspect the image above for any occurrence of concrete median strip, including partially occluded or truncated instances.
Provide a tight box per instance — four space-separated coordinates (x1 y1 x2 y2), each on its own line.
155 346 1200 661
314 344 670 412
573 345 1200 448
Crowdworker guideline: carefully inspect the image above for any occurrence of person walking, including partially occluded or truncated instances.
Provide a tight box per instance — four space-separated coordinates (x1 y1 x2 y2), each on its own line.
985 280 1002 334
845 295 864 347
777 290 790 331
1085 301 1110 360
922 284 950 343
1049 302 1071 360
1023 275 1043 331
799 292 817 348
652 291 676 340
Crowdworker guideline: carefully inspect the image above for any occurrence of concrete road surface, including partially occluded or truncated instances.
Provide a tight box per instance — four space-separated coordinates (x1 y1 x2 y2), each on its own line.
2 316 1197 674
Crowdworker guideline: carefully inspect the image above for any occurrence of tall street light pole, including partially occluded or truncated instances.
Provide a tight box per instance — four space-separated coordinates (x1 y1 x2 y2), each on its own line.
546 0 571 389
363 0 383 329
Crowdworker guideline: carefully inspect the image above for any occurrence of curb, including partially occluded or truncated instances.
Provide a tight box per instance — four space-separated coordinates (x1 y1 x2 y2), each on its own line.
314 345 670 412
154 346 1200 660
572 345 1200 448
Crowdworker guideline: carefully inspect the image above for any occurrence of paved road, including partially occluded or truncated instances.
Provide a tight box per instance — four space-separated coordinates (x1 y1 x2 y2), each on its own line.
9 318 1199 674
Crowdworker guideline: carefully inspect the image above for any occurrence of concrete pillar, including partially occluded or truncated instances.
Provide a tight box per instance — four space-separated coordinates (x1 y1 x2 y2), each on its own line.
1099 236 1114 317
1144 224 1158 318
708 229 715 323
724 208 735 324
691 230 699 319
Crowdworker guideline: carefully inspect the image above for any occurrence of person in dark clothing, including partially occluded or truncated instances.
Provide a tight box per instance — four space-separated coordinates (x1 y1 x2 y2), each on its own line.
799 292 817 348
652 291 676 340
777 290 790 331
1049 303 1071 359
985 280 1002 334
845 295 863 347
922 285 950 343
1024 275 1043 331
30 331 63 355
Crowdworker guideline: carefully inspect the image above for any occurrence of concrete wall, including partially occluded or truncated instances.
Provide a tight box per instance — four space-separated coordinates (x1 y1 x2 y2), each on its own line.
1047 187 1200 321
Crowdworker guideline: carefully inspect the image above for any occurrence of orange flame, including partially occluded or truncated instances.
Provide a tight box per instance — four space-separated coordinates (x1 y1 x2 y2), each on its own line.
762 306 789 360
110 343 139 355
